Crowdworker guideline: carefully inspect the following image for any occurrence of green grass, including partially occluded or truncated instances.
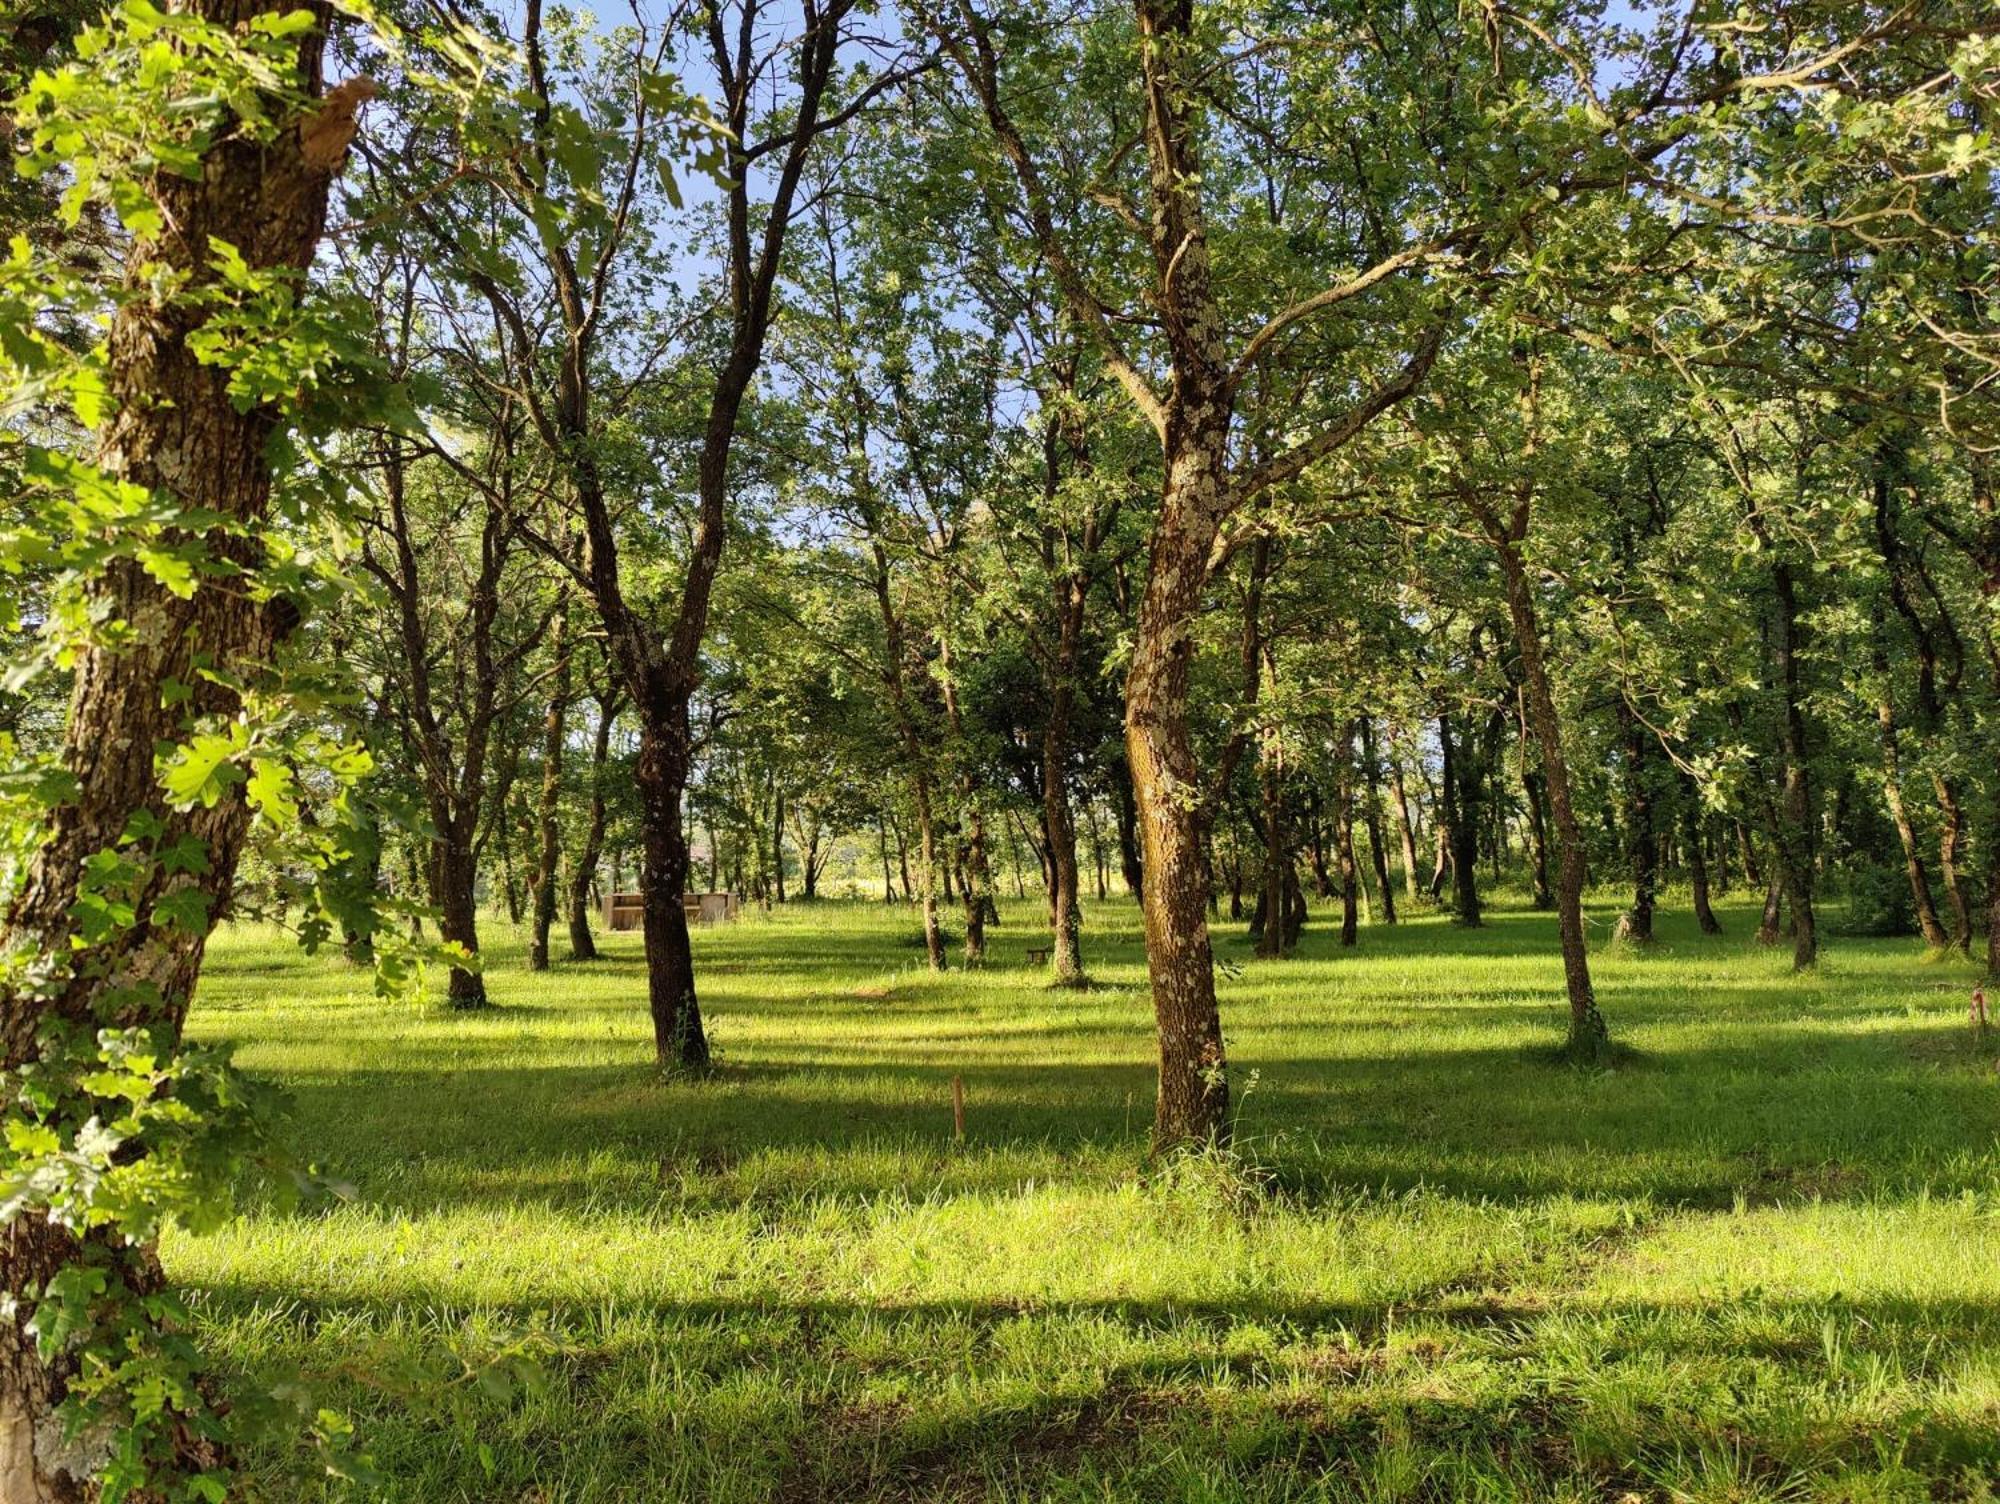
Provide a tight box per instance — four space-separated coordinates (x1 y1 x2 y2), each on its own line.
177 891 2000 1502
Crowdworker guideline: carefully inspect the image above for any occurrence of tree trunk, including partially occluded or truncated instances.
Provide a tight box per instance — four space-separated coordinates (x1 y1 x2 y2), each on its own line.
1255 702 1285 960
1935 773 1973 954
1491 538 1606 1058
1770 559 1818 970
1358 720 1397 925
429 830 487 1006
1387 745 1421 902
1679 779 1723 936
1758 869 1785 945
1871 635 1947 947
1335 722 1360 947
1617 700 1657 944
772 783 786 903
1440 713 1482 926
567 689 616 961
1043 644 1086 984
1 12 347 1490
1125 401 1233 1149
633 707 709 1070
528 603 571 971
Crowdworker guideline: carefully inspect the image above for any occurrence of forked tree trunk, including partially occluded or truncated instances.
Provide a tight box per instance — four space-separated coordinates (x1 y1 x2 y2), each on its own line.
1 10 348 1491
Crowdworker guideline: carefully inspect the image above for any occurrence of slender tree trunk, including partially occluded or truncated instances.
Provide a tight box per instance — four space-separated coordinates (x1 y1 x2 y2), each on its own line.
528 604 571 971
1935 774 1973 954
893 813 914 905
1736 819 1762 889
1255 701 1285 960
1769 559 1818 969
1490 544 1606 1057
1043 643 1085 983
567 689 616 960
1359 717 1398 925
1440 713 1482 926
1871 638 1947 946
1617 701 1657 944
1679 777 1723 936
1335 722 1360 947
1387 747 1421 902
772 783 786 903
1758 869 1785 944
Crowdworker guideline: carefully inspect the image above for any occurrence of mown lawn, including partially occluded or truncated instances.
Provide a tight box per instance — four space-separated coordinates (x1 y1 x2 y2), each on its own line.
178 892 2000 1502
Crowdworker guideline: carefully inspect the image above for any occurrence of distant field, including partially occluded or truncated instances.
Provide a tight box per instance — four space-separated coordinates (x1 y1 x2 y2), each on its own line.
177 895 2000 1502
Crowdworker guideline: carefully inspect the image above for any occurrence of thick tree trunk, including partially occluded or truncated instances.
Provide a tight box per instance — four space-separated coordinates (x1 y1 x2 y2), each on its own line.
1125 403 1233 1149
0 11 346 1490
429 830 487 1006
528 604 571 971
634 710 709 1070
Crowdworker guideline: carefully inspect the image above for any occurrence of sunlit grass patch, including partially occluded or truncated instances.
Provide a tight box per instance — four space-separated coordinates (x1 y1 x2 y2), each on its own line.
176 894 1997 1501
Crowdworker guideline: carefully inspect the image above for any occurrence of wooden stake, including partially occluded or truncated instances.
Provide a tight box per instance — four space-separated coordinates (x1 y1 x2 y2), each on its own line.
951 1074 965 1142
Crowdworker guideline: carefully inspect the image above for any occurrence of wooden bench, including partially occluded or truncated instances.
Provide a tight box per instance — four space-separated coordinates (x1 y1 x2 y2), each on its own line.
602 892 740 931
1024 946 1051 967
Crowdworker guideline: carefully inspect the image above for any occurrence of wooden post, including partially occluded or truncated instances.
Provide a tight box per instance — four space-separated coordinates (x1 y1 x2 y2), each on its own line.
951 1074 965 1142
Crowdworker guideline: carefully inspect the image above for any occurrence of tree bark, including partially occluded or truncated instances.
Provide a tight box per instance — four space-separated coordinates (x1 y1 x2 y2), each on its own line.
1439 712 1482 926
567 685 616 960
1 6 346 1489
1870 632 1947 947
1357 720 1398 925
1616 700 1657 944
1489 533 1606 1058
528 602 571 971
1386 743 1421 902
1334 722 1360 947
1935 774 1973 954
1679 780 1723 936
